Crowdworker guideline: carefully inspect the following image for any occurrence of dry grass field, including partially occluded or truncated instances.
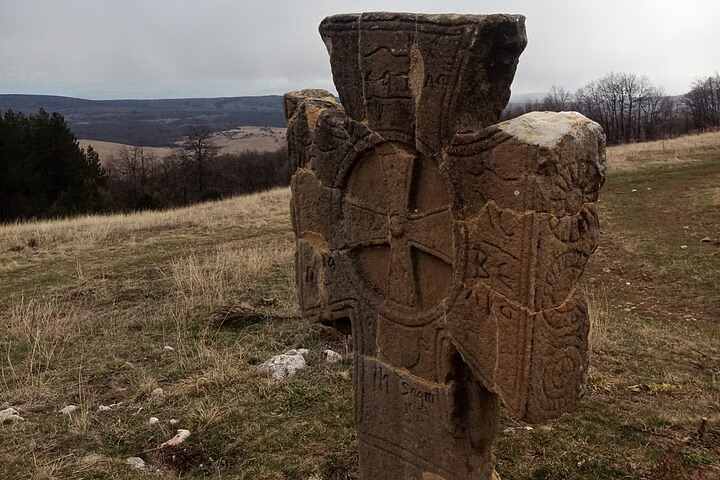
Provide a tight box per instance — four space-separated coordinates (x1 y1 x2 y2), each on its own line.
1 133 719 479
80 126 286 166
607 130 720 172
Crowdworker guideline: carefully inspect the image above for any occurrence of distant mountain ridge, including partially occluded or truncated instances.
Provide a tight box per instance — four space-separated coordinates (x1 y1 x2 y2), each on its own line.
0 94 286 147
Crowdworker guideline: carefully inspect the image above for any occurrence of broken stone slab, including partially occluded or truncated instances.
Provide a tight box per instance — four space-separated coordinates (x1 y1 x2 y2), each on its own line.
257 349 308 380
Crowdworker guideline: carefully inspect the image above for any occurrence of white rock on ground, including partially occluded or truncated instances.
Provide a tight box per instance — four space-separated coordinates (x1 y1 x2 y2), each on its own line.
323 349 342 364
126 457 146 469
0 407 24 424
169 418 179 425
59 405 79 415
163 345 175 352
161 429 191 448
257 349 309 380
149 416 160 425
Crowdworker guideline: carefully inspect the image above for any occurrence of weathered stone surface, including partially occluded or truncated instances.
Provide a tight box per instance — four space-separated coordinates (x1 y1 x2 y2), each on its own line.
286 12 605 480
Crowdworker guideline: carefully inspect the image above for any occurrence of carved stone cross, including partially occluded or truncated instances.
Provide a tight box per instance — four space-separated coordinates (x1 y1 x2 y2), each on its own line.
285 12 606 480
344 142 454 309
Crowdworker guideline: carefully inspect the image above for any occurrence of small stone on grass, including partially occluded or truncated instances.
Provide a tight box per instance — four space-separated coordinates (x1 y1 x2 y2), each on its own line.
0 407 24 424
161 429 191 448
257 349 308 380
126 457 146 469
323 349 342 364
59 405 78 415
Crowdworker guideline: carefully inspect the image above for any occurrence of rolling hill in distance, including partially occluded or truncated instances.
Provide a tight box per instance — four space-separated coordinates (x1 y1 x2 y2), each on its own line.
0 92 545 150
0 94 286 147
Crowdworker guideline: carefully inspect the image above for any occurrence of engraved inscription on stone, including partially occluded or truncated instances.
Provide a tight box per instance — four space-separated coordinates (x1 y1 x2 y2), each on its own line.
286 11 606 480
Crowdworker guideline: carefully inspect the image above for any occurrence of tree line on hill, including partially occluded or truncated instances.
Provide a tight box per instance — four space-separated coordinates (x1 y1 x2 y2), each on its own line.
0 109 289 222
503 72 720 144
105 130 288 211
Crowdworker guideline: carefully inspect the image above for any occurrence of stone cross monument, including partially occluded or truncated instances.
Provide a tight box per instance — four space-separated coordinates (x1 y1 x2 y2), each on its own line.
285 12 606 480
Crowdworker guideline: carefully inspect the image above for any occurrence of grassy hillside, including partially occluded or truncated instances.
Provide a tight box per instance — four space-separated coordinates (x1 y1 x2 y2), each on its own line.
1 135 719 479
0 94 285 147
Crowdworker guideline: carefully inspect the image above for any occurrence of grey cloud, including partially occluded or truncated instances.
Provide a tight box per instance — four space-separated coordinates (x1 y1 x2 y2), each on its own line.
1 0 718 99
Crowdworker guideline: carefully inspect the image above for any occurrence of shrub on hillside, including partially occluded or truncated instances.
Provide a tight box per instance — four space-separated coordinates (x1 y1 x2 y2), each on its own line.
0 109 107 221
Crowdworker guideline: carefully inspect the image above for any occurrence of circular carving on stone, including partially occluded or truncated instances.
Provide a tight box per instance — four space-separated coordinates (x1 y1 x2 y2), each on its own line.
342 141 455 324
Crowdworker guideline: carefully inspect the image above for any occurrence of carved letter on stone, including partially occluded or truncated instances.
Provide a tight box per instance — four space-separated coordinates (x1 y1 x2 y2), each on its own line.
285 12 606 480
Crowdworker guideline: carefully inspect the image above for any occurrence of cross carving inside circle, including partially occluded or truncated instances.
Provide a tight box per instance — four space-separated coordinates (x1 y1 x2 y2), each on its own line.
344 142 454 311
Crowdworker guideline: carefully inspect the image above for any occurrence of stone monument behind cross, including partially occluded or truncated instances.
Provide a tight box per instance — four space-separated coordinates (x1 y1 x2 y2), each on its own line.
285 12 606 480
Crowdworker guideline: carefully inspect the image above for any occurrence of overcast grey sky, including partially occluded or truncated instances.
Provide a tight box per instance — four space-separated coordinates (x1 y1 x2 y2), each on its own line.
1 0 718 99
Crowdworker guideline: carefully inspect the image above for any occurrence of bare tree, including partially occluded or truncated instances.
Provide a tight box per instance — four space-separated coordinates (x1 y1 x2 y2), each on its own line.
542 85 574 111
684 73 720 130
180 128 219 198
570 73 678 144
112 146 157 208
